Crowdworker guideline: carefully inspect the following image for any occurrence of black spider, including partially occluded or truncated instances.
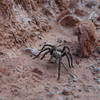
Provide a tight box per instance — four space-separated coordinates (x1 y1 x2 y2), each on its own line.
33 44 74 80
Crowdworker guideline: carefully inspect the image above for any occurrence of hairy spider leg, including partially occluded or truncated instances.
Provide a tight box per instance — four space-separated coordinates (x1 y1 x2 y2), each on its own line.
39 44 55 51
40 49 51 60
61 62 75 78
62 46 74 68
48 53 58 63
65 53 72 68
57 58 62 80
62 46 70 53
33 48 50 59
67 52 74 68
61 62 68 72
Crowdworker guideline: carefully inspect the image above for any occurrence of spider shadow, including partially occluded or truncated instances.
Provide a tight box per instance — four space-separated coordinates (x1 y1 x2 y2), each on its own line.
40 55 71 75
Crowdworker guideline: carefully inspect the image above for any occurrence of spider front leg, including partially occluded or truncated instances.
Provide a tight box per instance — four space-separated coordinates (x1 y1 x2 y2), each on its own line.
62 46 70 53
33 48 50 59
61 62 74 77
62 46 74 68
40 50 50 60
67 52 74 68
61 62 68 72
57 58 62 80
63 52 74 68
64 53 71 68
39 44 54 51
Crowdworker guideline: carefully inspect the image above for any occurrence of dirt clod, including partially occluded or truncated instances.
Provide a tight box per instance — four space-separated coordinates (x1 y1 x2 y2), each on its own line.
61 88 73 96
75 8 88 16
32 68 43 75
74 21 97 57
59 15 81 27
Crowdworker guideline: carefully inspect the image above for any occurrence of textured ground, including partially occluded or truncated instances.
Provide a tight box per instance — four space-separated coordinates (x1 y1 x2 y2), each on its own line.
0 0 100 100
0 22 100 100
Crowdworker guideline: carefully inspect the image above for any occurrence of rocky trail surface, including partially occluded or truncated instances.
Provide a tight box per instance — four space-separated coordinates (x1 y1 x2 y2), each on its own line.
0 0 100 100
0 21 100 100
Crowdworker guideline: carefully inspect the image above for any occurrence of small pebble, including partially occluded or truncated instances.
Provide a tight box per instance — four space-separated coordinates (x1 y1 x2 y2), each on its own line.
57 38 63 43
69 74 79 82
96 46 100 54
82 85 90 92
86 0 97 8
61 88 73 95
46 92 54 97
24 48 40 56
74 94 81 98
53 87 59 90
88 64 100 74
32 68 43 75
93 67 100 73
94 78 100 84
0 52 5 55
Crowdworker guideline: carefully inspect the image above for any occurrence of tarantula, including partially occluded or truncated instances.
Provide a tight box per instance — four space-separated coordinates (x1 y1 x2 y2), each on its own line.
33 44 74 80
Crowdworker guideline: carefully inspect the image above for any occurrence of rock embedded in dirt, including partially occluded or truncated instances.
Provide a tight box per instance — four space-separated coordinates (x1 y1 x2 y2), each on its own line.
75 8 88 16
94 78 100 84
96 46 100 54
74 93 81 98
61 88 73 96
53 86 59 91
0 52 6 56
89 64 100 74
55 0 69 11
59 15 81 27
82 85 90 92
75 58 80 65
57 9 71 22
86 0 97 8
93 67 100 73
32 68 43 75
97 15 100 22
74 21 97 57
10 88 20 96
46 92 54 97
24 48 40 56
69 0 80 8
98 5 100 9
68 74 79 82
57 38 63 43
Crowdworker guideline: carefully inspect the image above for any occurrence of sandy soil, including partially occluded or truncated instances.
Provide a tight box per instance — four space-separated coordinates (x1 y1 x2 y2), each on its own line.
0 21 100 100
0 0 100 100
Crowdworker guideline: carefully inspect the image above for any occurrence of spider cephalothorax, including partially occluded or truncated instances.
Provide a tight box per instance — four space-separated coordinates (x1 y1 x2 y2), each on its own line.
33 44 74 80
